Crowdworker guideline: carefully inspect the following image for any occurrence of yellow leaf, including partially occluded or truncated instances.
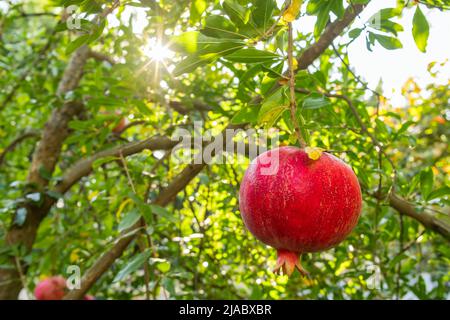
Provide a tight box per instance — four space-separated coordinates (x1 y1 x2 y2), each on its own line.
116 198 132 219
282 0 302 22
292 58 298 71
70 249 80 263
79 232 89 238
39 274 49 281
88 190 99 201
305 146 324 160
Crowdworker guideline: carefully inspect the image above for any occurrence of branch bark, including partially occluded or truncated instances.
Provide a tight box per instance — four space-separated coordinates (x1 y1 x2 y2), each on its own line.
54 136 177 194
89 50 116 65
0 45 89 299
63 124 246 299
296 4 365 70
389 194 450 241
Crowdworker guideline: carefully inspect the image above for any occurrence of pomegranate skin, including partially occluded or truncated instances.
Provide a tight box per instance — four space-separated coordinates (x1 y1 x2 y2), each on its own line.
239 146 362 255
35 276 66 300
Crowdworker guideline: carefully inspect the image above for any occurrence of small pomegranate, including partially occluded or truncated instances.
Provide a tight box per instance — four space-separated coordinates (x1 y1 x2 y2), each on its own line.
239 147 362 276
35 276 66 300
35 275 94 300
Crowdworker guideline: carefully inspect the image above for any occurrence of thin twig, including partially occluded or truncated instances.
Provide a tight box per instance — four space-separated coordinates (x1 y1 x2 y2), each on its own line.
288 22 306 148
331 43 383 99
417 0 450 10
0 130 40 166
295 87 398 188
119 151 137 194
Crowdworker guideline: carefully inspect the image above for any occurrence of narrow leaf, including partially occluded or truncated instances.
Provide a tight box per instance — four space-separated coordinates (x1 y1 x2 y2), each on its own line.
412 6 429 53
113 249 152 283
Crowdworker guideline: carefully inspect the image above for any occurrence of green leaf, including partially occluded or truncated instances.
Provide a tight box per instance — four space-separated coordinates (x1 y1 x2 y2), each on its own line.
118 209 141 232
349 28 363 39
330 0 344 19
258 87 289 127
251 0 276 31
150 258 171 273
66 34 90 55
38 166 53 180
314 4 331 38
190 0 207 24
369 19 404 36
172 32 244 54
297 113 311 145
173 55 211 77
92 156 119 169
222 0 250 26
426 186 450 201
302 94 330 109
396 120 415 136
373 33 403 50
157 260 171 273
231 104 261 124
420 169 434 200
113 249 152 283
171 31 201 53
128 193 154 225
201 15 246 39
46 190 63 200
223 48 279 63
412 6 429 53
88 19 106 42
173 41 244 76
367 7 401 24
306 0 324 15
150 204 177 222
261 62 284 78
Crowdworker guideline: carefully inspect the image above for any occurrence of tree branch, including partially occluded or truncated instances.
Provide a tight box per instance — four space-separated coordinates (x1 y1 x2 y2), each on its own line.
54 136 177 194
0 130 40 166
297 4 365 70
287 22 307 148
62 124 246 299
168 100 213 115
388 194 450 241
88 50 116 65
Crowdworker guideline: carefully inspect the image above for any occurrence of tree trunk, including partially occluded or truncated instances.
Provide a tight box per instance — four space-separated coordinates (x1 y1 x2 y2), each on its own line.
0 46 89 299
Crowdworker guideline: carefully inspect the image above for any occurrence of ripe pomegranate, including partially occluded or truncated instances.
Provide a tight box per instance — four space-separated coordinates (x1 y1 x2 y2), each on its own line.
35 276 66 300
239 147 362 276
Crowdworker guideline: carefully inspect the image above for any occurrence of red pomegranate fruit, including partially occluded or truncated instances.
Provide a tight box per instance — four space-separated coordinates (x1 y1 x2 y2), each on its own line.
239 146 362 276
35 276 66 300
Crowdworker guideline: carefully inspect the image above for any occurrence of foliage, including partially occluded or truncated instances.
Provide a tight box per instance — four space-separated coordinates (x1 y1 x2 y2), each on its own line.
0 0 448 300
